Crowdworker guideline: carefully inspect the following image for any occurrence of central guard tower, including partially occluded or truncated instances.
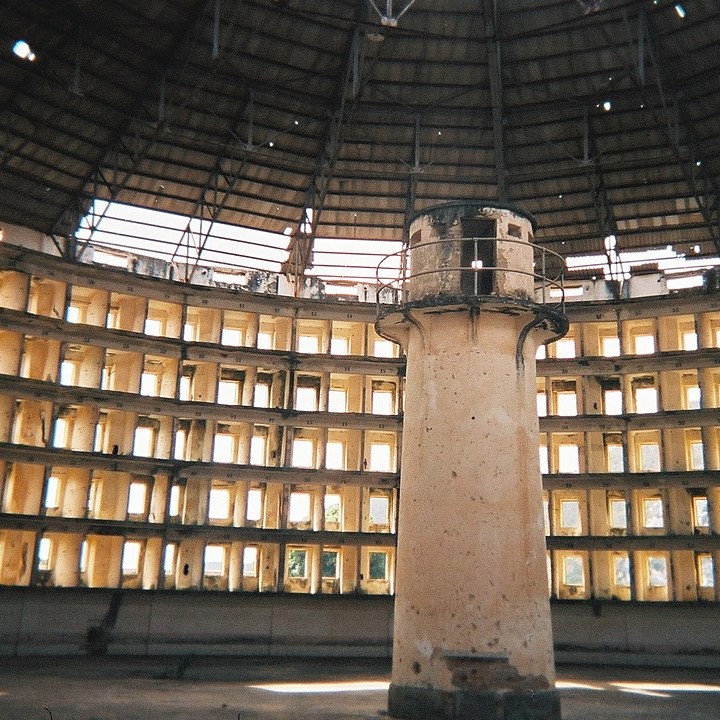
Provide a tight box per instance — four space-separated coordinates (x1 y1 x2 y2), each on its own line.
377 202 567 720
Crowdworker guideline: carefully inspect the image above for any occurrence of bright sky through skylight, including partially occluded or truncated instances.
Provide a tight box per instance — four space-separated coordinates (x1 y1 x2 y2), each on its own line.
77 200 289 272
77 200 403 283
565 245 720 280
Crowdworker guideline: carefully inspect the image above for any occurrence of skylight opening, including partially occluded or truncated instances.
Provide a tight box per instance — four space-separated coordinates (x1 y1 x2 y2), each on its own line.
566 244 720 284
78 200 289 272
76 200 405 288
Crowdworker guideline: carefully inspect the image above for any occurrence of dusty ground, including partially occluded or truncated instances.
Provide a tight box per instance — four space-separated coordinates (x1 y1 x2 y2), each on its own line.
1 656 719 720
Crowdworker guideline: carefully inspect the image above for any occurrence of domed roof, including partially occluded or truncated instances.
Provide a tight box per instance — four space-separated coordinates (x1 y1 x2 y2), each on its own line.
1 0 718 271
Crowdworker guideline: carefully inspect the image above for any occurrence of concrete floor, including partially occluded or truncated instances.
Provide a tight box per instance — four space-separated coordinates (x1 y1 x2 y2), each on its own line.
1 657 719 720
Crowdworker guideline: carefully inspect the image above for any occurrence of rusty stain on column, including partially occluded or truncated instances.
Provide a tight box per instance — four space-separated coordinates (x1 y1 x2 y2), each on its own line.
378 202 568 720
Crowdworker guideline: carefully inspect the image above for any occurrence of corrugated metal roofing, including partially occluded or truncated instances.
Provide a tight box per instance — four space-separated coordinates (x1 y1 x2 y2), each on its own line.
0 0 719 265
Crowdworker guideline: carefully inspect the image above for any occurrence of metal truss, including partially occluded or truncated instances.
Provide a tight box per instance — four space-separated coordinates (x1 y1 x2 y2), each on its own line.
283 1 378 284
50 0 217 260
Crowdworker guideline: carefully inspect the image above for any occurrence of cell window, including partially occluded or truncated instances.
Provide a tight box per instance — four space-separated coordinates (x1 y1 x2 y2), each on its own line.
369 551 388 580
213 434 237 463
106 307 119 329
606 444 624 472
682 331 698 351
609 498 628 529
693 497 709 528
555 338 576 358
328 388 347 413
559 499 581 531
208 488 231 520
37 538 52 571
101 366 113 390
253 383 270 408
369 495 390 526
52 418 70 448
144 318 164 336
369 443 393 472
322 550 339 579
601 336 620 357
163 544 176 575
221 328 243 346
122 541 142 575
536 392 547 417
250 435 267 466
689 442 705 470
373 339 396 357
204 545 225 576
539 446 549 475
647 556 668 587
168 485 181 517
324 494 341 525
698 554 715 588
217 380 240 405
133 426 155 457
295 386 318 411
325 441 345 470
613 555 631 587
546 554 552 594
79 541 88 573
556 392 577 416
638 443 661 472
140 372 159 397
642 498 664 529
178 375 192 401
59 360 77 386
66 305 82 324
604 390 623 415
246 488 263 522
243 546 258 577
330 337 348 355
183 323 196 341
127 482 147 515
93 422 106 453
292 438 315 468
257 332 273 350
44 476 60 509
562 555 584 586
372 390 394 415
288 548 308 578
288 492 311 523
685 386 701 410
634 334 655 355
535 345 546 360
173 430 187 460
558 444 580 474
634 387 658 414
297 335 320 353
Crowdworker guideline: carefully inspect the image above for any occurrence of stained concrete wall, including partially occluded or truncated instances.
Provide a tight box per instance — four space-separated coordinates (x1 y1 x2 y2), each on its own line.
1 588 719 665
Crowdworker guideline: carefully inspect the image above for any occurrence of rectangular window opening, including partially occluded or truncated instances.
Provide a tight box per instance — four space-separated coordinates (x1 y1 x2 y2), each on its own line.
204 544 226 577
369 551 388 580
288 548 308 578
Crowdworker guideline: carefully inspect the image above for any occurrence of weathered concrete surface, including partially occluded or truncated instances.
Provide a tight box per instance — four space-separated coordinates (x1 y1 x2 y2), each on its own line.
387 308 557 718
385 203 561 719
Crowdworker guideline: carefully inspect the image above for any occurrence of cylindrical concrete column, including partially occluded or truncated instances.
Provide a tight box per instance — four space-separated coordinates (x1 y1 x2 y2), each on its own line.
379 203 566 720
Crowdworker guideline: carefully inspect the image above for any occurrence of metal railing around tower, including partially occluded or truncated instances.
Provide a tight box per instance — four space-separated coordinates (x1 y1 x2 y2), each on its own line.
375 235 566 315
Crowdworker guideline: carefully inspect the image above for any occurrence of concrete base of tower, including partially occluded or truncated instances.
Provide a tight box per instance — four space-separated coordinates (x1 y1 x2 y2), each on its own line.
388 684 561 720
